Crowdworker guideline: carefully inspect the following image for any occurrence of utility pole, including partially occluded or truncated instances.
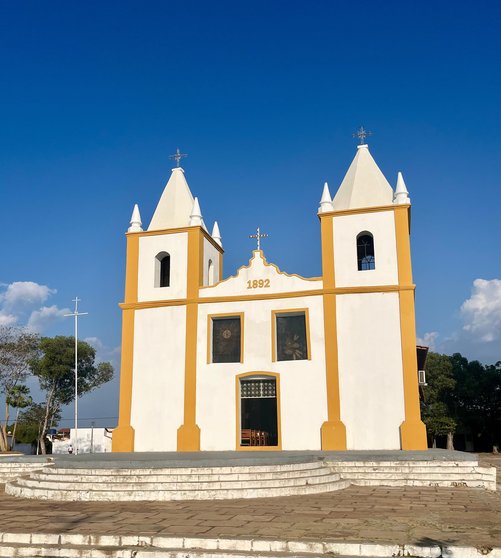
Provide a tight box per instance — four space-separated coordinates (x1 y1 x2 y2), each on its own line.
64 298 88 455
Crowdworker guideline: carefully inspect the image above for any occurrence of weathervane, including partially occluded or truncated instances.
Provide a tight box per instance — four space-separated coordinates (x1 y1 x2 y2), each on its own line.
353 126 372 145
249 227 268 251
169 147 188 167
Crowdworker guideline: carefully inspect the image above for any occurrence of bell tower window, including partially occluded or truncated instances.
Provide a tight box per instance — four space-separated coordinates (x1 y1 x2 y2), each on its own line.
155 252 171 287
208 259 214 285
357 232 375 271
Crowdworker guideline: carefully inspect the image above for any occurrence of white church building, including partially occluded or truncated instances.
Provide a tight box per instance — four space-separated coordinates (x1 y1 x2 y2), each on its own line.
112 143 427 453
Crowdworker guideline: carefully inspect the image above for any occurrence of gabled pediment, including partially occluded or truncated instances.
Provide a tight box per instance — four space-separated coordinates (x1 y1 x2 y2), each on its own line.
199 251 321 297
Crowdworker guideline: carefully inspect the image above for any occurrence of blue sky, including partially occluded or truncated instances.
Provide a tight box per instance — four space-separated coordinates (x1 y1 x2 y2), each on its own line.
1 1 499 428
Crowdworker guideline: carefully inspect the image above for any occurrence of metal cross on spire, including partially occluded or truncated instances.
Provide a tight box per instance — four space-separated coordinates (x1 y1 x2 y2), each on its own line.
249 227 269 251
353 126 373 145
169 147 188 167
64 297 88 456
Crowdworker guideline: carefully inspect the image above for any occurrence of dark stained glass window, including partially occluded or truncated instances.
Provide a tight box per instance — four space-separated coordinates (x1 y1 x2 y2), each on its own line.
276 313 308 361
357 232 375 271
212 317 241 363
159 254 170 287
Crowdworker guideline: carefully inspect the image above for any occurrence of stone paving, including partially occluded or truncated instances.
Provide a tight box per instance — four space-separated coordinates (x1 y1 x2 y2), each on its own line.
0 483 499 548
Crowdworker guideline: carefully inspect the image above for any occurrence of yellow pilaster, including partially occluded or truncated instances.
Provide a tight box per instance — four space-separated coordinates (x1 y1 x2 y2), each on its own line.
112 233 139 452
177 227 202 450
319 214 347 450
394 205 427 450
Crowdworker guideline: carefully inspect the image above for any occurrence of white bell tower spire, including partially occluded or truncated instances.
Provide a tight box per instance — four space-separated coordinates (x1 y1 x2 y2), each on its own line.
394 172 411 205
318 182 334 213
128 204 143 232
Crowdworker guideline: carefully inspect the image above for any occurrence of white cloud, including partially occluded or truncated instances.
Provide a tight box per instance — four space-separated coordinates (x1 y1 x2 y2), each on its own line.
417 331 439 349
460 279 501 343
0 312 17 326
0 281 56 309
27 305 70 333
84 336 121 368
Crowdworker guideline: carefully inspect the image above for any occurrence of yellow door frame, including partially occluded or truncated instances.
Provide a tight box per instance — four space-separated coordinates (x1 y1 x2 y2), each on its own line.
235 371 282 451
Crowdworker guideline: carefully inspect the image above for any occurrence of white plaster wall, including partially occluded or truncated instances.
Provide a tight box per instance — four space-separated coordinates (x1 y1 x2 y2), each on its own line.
336 292 405 449
196 296 328 451
137 233 188 301
200 251 321 298
202 238 221 286
53 429 112 454
131 306 186 451
333 211 398 288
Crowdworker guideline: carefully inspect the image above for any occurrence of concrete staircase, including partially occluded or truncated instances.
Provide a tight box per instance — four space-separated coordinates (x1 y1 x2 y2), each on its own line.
5 460 349 501
0 460 53 483
326 459 496 490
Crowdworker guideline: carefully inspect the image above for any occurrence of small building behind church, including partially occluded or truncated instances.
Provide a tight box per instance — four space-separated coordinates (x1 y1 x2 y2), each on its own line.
113 143 427 453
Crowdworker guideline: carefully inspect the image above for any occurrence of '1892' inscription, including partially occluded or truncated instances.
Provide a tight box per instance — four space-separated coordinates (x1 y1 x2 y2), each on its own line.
247 279 270 289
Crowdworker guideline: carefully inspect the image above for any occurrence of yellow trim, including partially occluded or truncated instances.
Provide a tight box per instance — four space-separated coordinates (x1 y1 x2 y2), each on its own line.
207 312 245 364
113 233 140 452
112 308 136 452
219 253 223 283
318 203 408 219
124 234 139 304
126 225 224 254
318 214 347 450
235 371 282 451
199 233 205 287
177 227 202 451
394 206 427 450
119 284 416 310
271 308 311 363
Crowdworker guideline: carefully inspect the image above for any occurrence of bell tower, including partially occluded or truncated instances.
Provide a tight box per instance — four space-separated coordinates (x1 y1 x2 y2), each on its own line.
113 162 224 452
318 143 427 450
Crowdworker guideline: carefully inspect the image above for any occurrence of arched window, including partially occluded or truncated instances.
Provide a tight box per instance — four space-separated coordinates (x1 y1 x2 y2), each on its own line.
357 232 375 271
155 252 170 287
208 259 214 285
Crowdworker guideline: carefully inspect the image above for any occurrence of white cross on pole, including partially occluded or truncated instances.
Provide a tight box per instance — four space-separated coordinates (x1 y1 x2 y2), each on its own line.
249 227 269 251
64 298 88 456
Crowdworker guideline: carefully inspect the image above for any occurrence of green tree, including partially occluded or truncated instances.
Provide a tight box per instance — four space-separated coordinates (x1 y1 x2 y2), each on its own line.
450 353 501 451
0 326 39 451
7 384 32 450
421 352 457 449
30 336 113 454
17 403 61 453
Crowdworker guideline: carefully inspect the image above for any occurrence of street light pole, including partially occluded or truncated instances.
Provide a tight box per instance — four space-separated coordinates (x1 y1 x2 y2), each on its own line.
64 298 88 455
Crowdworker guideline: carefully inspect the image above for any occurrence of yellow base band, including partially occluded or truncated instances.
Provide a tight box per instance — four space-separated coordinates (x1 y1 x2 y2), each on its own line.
400 419 428 450
177 423 201 451
321 420 347 450
112 425 135 452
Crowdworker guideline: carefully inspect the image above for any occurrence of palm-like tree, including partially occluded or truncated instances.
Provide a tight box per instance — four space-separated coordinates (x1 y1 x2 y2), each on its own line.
7 385 32 451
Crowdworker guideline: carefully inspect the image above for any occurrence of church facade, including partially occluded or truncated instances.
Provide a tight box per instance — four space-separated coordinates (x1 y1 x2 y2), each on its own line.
112 143 427 452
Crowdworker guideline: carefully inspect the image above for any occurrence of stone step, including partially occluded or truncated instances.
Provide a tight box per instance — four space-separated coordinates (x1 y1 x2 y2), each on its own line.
6 477 350 501
0 532 487 558
336 471 493 481
325 464 478 467
38 461 325 476
0 464 52 483
16 470 340 491
30 465 329 483
348 478 495 490
326 460 479 468
329 464 480 473
0 462 52 468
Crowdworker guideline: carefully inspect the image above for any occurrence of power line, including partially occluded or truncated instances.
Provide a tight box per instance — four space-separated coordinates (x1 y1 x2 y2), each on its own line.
56 416 118 422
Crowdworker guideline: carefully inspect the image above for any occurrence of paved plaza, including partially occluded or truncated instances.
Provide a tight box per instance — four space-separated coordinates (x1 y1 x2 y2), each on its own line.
0 452 498 551
0 483 499 547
